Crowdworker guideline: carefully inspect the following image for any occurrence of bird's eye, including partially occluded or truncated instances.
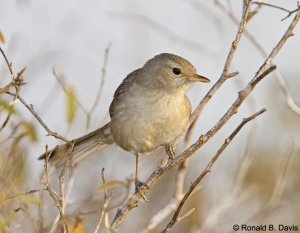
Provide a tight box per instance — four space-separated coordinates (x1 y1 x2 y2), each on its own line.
172 67 181 75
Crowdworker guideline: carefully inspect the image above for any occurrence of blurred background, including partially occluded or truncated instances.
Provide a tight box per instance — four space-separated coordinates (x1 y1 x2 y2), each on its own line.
0 0 299 232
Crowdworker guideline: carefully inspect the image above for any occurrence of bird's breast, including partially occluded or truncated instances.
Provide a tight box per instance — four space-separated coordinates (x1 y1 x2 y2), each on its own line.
110 86 191 154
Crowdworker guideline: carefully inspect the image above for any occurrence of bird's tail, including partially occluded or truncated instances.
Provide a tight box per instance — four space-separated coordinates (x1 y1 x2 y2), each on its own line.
38 122 114 167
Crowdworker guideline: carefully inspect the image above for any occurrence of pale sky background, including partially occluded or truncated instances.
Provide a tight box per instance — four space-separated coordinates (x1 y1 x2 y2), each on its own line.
0 0 299 232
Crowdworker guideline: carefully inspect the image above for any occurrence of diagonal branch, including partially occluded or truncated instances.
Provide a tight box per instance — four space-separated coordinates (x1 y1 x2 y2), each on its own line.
6 91 71 143
186 0 252 140
252 1 300 21
161 108 266 233
215 1 300 117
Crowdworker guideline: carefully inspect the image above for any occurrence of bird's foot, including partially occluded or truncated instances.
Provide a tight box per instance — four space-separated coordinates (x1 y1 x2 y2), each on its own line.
165 144 176 160
135 179 149 201
160 156 169 167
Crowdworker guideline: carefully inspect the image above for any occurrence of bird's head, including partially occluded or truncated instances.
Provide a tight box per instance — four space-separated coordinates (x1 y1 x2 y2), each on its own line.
139 53 210 93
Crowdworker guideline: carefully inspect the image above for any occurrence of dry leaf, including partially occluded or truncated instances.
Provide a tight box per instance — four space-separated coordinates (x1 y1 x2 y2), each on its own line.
71 217 86 233
0 31 4 43
21 121 38 142
97 180 126 193
16 195 42 206
66 87 77 124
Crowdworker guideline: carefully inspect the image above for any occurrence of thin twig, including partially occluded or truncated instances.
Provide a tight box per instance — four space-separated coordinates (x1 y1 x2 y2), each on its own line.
0 47 26 131
0 46 14 78
86 43 111 130
252 1 300 21
42 146 65 233
161 208 195 233
94 168 112 233
109 12 213 55
52 67 89 115
186 0 252 140
42 146 61 211
254 9 300 78
5 91 71 143
161 109 266 233
249 0 272 20
1 188 46 202
216 1 300 118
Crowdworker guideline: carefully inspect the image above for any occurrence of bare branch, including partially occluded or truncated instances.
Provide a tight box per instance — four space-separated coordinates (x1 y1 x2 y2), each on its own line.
216 1 300 118
1 188 46 202
5 91 71 143
0 47 26 132
187 1 252 138
109 12 213 55
161 208 195 233
94 168 112 233
252 1 300 21
0 46 14 78
52 67 89 115
161 108 266 233
86 43 111 130
255 9 300 77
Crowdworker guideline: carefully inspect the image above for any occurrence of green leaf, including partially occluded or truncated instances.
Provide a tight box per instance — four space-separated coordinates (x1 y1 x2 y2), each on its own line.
0 99 16 114
66 87 77 124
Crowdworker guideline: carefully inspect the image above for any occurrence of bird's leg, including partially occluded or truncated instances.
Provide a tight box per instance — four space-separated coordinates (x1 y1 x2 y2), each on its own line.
165 144 176 160
160 144 177 167
134 153 149 201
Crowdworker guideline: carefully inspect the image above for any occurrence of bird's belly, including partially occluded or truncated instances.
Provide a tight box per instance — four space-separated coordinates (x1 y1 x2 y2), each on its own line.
110 95 190 154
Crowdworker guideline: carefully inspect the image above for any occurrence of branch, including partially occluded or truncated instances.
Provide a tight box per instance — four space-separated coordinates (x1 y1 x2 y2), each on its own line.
5 91 71 143
161 109 266 233
86 43 111 130
186 0 252 139
108 12 213 55
52 67 89 115
254 8 300 77
252 2 300 21
0 46 26 132
94 168 112 233
216 1 300 118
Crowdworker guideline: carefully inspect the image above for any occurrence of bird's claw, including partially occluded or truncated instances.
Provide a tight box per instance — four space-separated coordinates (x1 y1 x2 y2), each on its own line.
135 179 149 201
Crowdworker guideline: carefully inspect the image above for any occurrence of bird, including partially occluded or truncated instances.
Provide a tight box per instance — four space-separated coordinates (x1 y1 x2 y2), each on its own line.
39 53 210 194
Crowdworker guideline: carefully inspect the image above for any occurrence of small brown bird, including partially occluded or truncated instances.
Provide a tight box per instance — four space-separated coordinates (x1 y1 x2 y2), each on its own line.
39 53 210 193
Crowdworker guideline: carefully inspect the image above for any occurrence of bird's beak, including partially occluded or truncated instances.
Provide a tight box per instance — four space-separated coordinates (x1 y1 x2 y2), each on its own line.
187 74 211 83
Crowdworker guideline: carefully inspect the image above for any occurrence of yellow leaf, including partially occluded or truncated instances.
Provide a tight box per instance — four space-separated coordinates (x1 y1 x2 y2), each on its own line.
0 31 4 44
97 180 126 193
0 215 7 233
71 217 85 233
21 121 38 142
106 229 117 233
66 87 77 124
0 192 6 202
16 195 42 206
